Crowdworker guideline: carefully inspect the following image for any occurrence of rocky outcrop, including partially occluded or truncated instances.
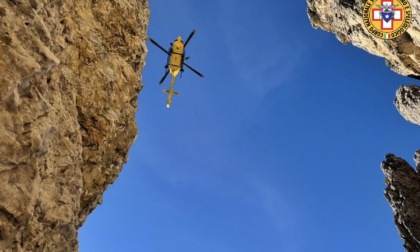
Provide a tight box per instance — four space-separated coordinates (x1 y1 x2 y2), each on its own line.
395 85 420 125
307 0 420 251
382 153 420 251
307 0 420 78
0 0 149 250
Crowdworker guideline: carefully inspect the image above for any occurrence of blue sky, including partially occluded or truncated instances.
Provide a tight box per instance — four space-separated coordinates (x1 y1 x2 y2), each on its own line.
79 0 420 251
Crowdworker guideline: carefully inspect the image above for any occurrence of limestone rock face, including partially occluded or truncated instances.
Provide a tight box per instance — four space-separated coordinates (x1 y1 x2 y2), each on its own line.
307 0 420 251
382 153 420 251
395 85 420 125
0 0 149 251
307 0 420 77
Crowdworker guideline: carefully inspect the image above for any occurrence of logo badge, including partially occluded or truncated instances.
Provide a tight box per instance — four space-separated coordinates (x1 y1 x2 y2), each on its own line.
363 0 412 40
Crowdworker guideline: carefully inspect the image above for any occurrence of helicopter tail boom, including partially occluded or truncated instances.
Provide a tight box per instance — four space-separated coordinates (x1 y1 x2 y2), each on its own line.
164 74 178 108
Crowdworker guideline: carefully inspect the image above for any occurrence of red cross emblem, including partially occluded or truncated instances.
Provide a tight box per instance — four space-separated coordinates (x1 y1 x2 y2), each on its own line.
371 0 403 30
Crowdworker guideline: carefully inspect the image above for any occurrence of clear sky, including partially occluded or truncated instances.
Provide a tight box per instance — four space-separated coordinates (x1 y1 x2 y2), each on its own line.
79 0 420 251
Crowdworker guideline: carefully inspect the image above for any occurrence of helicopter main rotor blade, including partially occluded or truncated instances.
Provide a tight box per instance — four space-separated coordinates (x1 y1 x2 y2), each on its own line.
148 37 170 55
183 62 204 78
159 69 170 85
184 29 196 48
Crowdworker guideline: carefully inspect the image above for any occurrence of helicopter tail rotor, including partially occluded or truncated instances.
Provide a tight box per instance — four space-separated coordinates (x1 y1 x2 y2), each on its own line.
163 89 179 95
163 88 178 109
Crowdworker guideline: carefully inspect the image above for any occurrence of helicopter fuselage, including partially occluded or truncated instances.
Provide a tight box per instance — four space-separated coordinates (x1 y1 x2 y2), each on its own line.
168 37 185 77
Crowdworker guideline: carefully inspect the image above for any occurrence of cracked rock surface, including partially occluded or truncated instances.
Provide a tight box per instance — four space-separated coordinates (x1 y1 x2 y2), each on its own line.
395 85 420 125
307 0 420 77
0 0 149 250
382 153 420 251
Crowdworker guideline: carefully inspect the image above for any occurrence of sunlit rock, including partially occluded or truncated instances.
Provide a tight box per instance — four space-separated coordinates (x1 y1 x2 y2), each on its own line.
0 0 149 250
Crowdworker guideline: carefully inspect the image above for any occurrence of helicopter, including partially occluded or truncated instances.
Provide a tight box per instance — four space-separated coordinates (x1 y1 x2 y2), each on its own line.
148 30 204 108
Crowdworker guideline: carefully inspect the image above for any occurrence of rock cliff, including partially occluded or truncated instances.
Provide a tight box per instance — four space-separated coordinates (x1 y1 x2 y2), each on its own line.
0 0 149 250
307 0 420 251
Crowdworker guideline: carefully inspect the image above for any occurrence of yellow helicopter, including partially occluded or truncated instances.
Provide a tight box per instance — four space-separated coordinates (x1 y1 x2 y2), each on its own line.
148 30 204 108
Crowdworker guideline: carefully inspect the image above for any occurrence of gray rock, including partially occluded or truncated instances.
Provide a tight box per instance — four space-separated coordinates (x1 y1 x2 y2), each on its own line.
382 154 420 252
395 85 420 125
307 0 420 77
